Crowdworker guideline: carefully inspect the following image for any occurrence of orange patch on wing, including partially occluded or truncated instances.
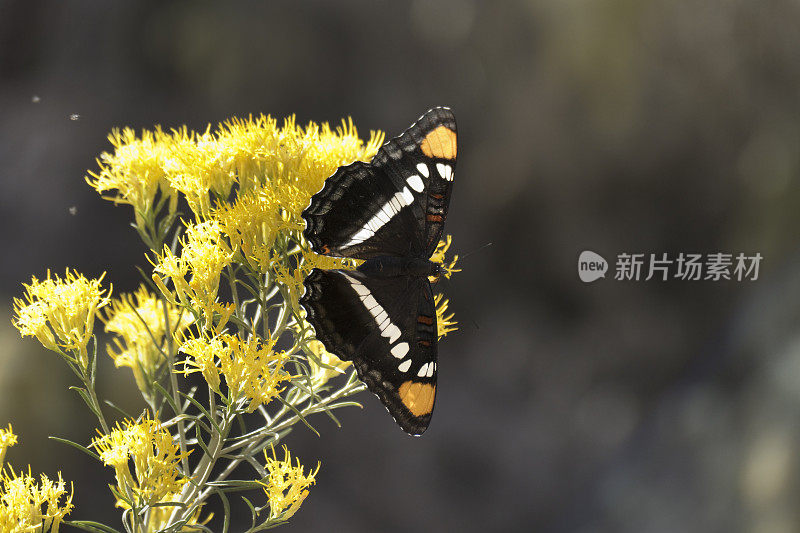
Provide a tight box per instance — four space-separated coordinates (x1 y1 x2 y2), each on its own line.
420 125 457 160
398 381 436 417
426 214 443 222
417 315 434 325
321 244 331 254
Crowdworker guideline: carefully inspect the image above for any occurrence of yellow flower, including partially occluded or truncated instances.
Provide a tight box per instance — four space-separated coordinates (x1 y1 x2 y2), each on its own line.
12 269 111 368
261 446 319 520
103 285 193 395
163 129 237 218
0 425 17 468
180 221 232 304
92 416 188 510
430 235 460 279
0 467 73 533
86 127 179 228
150 248 189 305
12 300 56 353
434 294 458 339
179 334 290 412
153 220 233 330
221 335 290 412
215 114 384 217
213 185 290 272
271 262 308 316
178 335 224 393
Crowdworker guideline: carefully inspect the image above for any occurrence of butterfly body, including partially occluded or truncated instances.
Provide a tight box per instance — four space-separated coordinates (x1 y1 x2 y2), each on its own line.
357 256 441 278
300 107 456 436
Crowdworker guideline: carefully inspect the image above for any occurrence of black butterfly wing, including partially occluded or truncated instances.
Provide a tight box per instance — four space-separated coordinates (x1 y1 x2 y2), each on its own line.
302 107 457 260
300 268 438 435
371 106 457 257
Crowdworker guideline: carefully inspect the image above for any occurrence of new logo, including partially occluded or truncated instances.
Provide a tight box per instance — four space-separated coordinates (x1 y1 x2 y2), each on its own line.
578 250 608 283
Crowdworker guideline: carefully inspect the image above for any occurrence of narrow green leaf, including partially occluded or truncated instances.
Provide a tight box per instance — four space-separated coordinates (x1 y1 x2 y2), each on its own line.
153 381 181 416
64 520 123 533
274 395 319 437
49 436 101 461
103 399 135 420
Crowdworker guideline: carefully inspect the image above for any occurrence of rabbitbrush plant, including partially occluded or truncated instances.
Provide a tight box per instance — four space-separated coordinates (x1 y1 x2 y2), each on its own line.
5 113 457 532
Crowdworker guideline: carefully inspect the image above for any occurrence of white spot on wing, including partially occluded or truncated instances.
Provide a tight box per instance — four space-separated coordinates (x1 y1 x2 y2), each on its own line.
381 204 396 218
416 163 430 178
375 209 390 224
436 163 454 181
398 359 412 373
391 342 409 359
401 186 414 205
407 174 424 193
382 324 401 344
350 228 372 243
417 362 429 377
363 295 379 313
426 363 435 378
351 283 370 296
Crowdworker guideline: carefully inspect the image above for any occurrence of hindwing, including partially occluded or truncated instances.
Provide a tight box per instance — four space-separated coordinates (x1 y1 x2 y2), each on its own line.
300 269 438 435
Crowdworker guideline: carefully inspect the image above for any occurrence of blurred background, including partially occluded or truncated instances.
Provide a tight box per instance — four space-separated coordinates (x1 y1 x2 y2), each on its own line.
2 1 800 531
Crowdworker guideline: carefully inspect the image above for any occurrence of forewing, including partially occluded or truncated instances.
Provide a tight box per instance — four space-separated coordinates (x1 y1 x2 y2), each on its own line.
302 159 422 259
372 106 457 257
302 107 457 260
300 269 439 435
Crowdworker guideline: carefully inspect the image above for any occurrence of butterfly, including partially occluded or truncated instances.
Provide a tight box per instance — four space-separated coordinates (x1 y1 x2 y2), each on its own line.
300 107 457 436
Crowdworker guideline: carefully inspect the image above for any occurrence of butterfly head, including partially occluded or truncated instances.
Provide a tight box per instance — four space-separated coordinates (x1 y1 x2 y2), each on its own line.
428 262 445 283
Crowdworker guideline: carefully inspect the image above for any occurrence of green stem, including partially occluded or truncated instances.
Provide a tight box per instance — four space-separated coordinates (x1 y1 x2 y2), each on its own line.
227 264 242 335
82 373 110 434
161 295 190 475
170 409 234 525
207 377 364 493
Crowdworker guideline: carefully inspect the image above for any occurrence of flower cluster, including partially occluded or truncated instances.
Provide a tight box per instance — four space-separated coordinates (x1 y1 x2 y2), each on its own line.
179 333 290 412
0 425 16 468
0 468 74 533
152 219 235 331
92 417 189 510
0 428 73 533
103 285 193 397
262 446 319 520
86 126 179 230
12 269 110 368
86 114 384 233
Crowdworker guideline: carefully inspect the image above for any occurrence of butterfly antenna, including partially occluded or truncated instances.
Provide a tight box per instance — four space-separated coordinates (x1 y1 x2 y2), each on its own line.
459 242 493 261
